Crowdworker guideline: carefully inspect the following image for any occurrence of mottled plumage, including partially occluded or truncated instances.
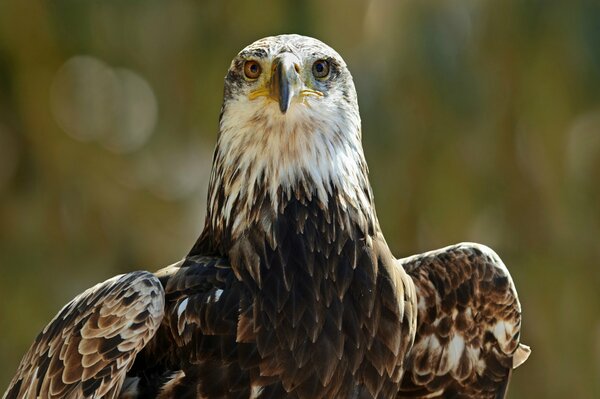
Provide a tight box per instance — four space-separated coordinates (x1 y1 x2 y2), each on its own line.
398 243 530 398
4 272 164 399
4 35 529 399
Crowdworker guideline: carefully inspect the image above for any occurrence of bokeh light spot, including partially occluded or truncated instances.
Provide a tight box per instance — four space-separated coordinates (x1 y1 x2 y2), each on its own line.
50 56 157 153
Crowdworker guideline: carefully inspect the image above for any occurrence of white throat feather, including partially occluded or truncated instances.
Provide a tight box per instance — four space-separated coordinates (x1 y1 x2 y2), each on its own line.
206 95 375 243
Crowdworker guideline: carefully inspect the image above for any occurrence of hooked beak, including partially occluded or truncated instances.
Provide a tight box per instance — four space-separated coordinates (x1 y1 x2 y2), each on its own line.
247 54 323 114
269 54 300 114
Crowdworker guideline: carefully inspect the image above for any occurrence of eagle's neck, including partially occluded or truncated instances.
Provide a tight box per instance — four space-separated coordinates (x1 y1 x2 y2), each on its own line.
192 100 380 257
199 178 378 255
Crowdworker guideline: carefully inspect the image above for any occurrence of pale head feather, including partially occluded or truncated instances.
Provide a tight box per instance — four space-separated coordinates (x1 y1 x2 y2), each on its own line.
206 35 375 239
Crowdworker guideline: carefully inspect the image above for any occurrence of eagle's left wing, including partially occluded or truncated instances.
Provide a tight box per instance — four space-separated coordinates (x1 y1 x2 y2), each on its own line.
397 243 530 399
3 271 164 399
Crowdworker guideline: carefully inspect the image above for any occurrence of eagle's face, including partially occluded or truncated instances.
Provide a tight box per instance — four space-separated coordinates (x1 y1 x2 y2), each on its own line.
222 34 356 117
208 35 373 241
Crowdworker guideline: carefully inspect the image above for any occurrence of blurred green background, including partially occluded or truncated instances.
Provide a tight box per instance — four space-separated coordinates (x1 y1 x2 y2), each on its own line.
1 0 599 397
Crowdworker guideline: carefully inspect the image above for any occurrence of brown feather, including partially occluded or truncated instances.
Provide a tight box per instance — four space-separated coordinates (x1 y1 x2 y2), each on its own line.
4 272 164 399
397 243 529 399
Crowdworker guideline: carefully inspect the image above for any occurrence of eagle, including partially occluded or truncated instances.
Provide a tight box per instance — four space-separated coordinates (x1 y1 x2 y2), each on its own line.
4 34 530 399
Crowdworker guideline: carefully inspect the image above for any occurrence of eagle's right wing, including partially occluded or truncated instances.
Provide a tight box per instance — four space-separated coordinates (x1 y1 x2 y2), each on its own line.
3 271 164 399
397 243 530 399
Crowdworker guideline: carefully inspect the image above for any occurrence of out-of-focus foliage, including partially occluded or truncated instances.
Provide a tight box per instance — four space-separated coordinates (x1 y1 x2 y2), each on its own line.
0 0 599 397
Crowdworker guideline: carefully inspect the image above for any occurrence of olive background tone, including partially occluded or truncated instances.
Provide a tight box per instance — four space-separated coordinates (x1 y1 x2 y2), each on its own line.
1 1 599 397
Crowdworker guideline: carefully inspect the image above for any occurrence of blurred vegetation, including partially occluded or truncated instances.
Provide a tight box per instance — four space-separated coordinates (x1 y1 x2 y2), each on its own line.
1 0 599 397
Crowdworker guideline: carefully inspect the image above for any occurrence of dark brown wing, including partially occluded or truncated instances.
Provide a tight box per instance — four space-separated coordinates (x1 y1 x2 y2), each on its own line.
3 271 164 399
397 243 530 399
128 256 265 398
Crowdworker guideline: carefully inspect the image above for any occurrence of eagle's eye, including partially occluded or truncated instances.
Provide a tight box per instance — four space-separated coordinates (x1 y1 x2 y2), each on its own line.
312 59 330 79
243 60 262 79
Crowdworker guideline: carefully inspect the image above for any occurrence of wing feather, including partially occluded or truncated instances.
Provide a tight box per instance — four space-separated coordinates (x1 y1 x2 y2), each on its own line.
3 271 164 399
398 242 530 399
129 256 261 398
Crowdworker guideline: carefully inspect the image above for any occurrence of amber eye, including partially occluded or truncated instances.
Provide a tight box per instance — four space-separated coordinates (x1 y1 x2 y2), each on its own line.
312 59 330 79
243 60 262 79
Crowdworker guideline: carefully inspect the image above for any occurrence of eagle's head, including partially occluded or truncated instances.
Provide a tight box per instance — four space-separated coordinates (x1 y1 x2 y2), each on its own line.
205 35 375 248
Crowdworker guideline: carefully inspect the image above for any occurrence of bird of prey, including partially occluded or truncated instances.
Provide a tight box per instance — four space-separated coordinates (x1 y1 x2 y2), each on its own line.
4 34 530 399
